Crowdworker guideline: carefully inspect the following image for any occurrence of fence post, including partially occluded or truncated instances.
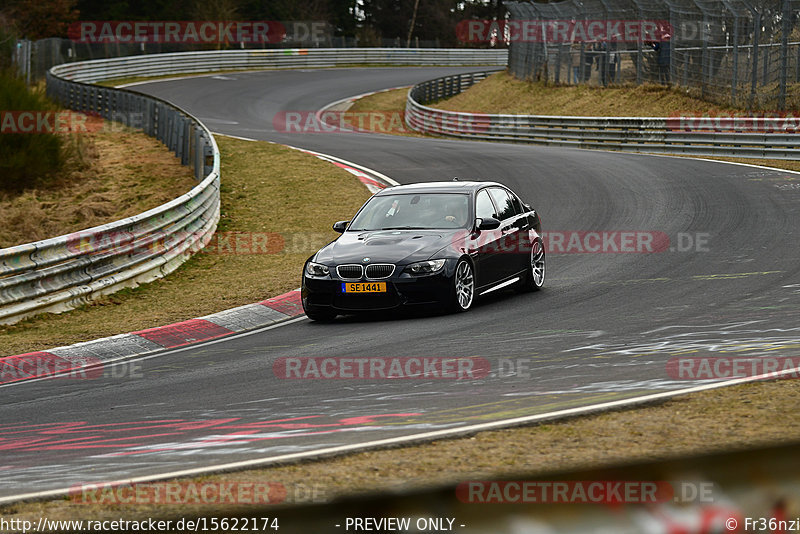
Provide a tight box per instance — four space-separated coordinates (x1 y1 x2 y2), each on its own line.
732 15 739 104
779 0 790 110
636 33 642 85
14 40 32 84
555 44 562 84
668 5 676 87
749 12 760 110
701 13 709 99
796 43 800 83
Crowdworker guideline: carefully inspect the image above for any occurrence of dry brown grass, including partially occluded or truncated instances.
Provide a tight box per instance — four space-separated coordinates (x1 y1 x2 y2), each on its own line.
435 71 744 116
688 156 800 174
4 379 798 522
346 87 409 116
349 72 750 120
2 75 798 523
0 126 195 248
0 136 371 356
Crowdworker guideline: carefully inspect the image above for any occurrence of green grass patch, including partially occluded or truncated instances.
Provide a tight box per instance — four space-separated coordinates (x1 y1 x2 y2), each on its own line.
0 72 63 191
0 126 195 248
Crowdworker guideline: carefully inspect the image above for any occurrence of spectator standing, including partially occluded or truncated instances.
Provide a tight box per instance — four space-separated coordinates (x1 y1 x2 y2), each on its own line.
653 33 671 84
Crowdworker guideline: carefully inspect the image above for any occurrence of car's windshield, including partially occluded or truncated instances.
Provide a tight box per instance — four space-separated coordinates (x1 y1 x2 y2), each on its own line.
348 193 471 231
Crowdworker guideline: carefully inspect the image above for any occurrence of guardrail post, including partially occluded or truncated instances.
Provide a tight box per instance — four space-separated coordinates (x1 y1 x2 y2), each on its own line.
203 142 215 178
156 102 166 144
177 117 187 164
194 128 202 181
172 111 180 154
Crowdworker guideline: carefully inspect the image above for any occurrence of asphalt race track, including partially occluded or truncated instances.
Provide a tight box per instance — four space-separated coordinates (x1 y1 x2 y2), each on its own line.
1 67 799 498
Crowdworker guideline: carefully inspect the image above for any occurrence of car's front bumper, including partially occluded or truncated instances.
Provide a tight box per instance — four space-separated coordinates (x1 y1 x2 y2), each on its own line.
302 267 454 314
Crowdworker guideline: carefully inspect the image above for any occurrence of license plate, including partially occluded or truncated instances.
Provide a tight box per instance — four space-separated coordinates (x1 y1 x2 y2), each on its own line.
341 282 386 293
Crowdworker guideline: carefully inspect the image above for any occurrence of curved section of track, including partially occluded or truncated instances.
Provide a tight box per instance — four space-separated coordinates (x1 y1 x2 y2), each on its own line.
1 67 799 499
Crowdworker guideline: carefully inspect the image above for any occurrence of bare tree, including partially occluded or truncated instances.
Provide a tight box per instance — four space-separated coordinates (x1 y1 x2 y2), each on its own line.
406 0 420 47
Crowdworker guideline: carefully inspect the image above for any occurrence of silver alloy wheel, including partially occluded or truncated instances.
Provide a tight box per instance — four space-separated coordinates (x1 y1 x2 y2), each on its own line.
455 260 474 310
531 240 545 288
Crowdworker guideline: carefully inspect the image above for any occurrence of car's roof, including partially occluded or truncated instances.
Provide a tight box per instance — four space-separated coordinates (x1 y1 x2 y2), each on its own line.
374 180 506 195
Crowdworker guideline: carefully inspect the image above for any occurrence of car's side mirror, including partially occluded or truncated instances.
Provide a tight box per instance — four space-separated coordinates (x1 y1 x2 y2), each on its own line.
332 220 349 233
476 217 501 231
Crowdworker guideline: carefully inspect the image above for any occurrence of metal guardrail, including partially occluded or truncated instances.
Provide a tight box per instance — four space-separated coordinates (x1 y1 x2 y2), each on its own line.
0 49 507 325
0 71 221 325
53 48 508 84
405 71 800 160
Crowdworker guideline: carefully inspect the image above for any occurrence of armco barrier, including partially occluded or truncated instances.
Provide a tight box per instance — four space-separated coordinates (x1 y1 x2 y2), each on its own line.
0 74 220 326
0 49 507 325
51 48 508 83
406 72 800 160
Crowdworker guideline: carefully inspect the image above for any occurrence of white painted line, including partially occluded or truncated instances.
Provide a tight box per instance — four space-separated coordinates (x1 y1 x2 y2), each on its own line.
13 74 795 508
115 74 226 88
671 155 800 176
213 132 257 142
0 316 307 391
285 145 401 186
210 133 399 188
314 87 414 138
596 148 800 177
316 86 411 118
4 363 799 505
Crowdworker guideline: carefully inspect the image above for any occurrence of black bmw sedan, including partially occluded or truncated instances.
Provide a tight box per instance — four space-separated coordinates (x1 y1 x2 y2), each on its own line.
301 180 544 321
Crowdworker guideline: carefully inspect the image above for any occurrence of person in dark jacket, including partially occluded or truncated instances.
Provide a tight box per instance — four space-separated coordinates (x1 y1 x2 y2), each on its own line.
653 33 671 84
582 43 595 83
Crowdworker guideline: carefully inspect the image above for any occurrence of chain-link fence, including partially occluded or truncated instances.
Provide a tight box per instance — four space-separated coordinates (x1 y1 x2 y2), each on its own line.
506 0 800 110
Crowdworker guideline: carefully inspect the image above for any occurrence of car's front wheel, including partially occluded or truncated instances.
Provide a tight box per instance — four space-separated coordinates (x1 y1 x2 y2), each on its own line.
518 238 545 292
304 306 337 322
449 259 475 312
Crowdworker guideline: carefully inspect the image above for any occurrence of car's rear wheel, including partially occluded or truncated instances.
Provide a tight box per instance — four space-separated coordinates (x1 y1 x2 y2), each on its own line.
518 238 545 292
449 259 475 312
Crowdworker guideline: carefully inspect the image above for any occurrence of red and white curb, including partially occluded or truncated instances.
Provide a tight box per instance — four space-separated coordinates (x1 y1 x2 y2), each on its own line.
0 291 303 386
289 146 398 193
1 140 396 386
217 134 399 194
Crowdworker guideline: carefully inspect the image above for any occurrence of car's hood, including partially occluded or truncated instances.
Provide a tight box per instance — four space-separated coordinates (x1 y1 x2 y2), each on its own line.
316 230 453 266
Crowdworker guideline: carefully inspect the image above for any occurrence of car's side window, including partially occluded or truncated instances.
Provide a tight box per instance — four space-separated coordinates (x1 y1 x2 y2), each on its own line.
475 189 496 220
489 188 515 221
509 191 524 214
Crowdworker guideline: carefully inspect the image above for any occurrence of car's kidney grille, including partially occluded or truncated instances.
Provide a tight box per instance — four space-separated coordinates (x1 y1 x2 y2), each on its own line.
365 264 395 279
336 264 363 279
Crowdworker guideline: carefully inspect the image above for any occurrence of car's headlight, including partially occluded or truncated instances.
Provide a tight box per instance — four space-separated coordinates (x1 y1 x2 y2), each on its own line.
405 259 447 275
305 261 330 276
